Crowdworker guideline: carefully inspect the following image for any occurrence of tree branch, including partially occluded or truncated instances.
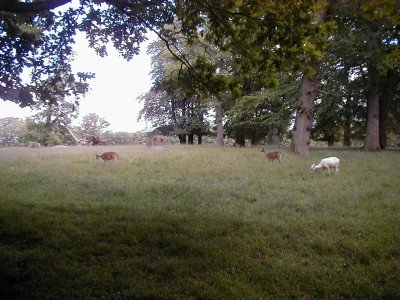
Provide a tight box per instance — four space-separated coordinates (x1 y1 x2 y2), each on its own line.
0 85 33 106
0 0 71 13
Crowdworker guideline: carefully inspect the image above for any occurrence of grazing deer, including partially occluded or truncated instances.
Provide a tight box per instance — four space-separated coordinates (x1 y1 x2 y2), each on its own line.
261 148 283 163
96 151 119 164
310 157 340 175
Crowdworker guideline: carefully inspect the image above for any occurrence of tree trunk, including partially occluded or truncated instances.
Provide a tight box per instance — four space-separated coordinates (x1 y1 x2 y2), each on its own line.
197 134 202 145
272 126 280 147
188 133 194 145
364 64 381 151
215 96 224 147
178 134 186 144
233 77 251 147
342 66 352 146
65 125 80 142
343 117 351 146
379 68 397 149
250 130 261 146
290 60 321 155
327 135 334 147
289 7 328 155
379 91 388 149
234 128 246 146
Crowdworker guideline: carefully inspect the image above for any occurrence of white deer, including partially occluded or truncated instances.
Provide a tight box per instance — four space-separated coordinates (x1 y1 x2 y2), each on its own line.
310 157 340 175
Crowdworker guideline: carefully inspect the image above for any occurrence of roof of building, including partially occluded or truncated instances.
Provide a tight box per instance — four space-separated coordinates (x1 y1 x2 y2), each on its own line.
141 125 174 135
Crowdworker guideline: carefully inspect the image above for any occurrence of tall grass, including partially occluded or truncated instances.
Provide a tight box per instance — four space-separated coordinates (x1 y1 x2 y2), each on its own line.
0 145 399 298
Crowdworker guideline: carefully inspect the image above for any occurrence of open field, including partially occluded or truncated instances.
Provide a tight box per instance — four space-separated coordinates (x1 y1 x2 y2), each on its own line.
0 145 399 298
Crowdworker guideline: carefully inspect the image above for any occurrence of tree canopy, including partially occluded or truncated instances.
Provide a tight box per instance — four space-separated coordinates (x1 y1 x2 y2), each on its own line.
1 0 399 151
1 0 319 105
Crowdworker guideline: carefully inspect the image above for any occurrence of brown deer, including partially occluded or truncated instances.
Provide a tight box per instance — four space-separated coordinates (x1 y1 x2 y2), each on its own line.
261 148 283 163
96 152 119 164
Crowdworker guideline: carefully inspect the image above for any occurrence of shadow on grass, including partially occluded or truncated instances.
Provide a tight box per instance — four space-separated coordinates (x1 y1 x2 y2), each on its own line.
0 197 398 299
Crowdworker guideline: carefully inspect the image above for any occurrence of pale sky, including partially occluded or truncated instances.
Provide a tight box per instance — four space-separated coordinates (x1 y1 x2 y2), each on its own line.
0 32 155 133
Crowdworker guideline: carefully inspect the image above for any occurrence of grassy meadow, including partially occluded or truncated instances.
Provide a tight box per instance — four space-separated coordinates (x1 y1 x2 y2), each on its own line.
0 145 399 298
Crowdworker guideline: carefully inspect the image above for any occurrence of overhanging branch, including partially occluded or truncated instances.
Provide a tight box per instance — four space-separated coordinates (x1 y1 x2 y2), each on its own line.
0 0 71 13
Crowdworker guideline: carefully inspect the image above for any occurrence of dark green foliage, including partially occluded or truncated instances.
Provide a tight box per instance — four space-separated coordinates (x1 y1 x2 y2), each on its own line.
0 6 94 106
226 73 300 144
1 0 399 149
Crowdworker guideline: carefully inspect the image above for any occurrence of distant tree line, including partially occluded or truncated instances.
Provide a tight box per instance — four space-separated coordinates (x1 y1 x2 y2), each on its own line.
0 114 147 147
